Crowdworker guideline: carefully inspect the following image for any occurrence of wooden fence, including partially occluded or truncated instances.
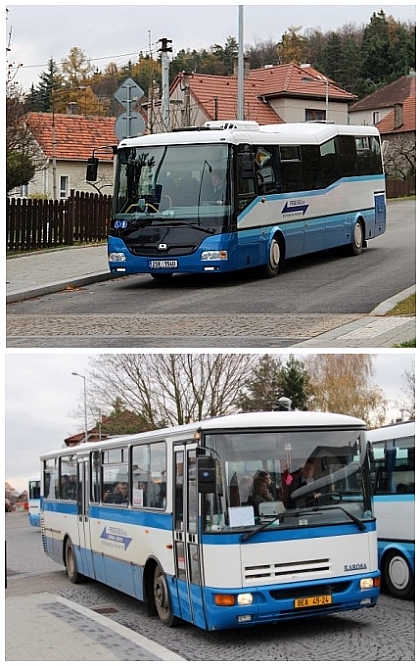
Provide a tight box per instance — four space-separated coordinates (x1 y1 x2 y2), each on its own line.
386 176 416 200
7 190 112 253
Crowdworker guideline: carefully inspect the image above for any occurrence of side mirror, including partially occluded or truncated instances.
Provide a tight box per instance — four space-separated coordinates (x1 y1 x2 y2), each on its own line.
197 455 216 494
86 156 99 182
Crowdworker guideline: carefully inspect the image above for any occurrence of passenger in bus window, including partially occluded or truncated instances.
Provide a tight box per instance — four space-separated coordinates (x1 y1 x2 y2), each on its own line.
112 482 128 505
248 477 274 514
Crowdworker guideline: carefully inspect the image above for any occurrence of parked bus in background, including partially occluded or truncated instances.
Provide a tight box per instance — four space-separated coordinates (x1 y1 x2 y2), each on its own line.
368 421 415 600
40 411 380 631
87 120 386 281
28 475 41 528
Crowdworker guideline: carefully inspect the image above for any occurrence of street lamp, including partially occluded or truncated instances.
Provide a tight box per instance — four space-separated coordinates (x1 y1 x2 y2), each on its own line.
72 372 88 443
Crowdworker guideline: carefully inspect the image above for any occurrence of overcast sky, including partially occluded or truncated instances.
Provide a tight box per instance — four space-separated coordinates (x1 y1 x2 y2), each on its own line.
5 351 414 493
7 3 416 91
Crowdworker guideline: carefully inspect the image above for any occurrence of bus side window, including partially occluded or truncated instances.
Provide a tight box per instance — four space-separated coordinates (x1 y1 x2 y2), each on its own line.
255 146 280 196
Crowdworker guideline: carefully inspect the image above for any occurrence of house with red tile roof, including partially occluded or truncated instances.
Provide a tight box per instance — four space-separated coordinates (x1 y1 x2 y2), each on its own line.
17 111 118 199
349 72 416 178
167 63 356 129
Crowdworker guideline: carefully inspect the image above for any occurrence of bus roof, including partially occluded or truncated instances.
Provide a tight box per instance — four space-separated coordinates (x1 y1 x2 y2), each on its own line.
40 411 365 460
368 420 415 442
118 121 380 150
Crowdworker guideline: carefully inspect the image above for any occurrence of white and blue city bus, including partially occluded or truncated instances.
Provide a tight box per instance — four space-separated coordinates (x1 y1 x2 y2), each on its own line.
40 411 380 631
368 421 415 600
28 475 41 528
91 120 386 281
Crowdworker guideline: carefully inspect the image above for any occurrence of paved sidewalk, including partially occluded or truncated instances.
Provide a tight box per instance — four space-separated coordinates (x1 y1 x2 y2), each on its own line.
6 245 415 347
5 589 184 661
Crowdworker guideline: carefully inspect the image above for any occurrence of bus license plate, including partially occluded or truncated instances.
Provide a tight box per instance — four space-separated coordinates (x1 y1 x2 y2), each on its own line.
294 595 332 608
148 260 178 269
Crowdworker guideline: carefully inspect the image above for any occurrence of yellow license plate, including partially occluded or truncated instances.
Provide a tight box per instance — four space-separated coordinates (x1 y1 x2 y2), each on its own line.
294 595 332 608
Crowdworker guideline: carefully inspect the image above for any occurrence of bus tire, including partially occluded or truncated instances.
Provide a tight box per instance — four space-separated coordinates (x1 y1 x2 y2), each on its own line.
65 539 84 584
382 551 414 600
153 564 180 626
347 219 364 256
262 236 282 278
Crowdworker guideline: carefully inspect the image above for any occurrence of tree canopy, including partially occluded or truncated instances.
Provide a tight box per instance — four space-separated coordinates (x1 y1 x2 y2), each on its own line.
71 353 409 438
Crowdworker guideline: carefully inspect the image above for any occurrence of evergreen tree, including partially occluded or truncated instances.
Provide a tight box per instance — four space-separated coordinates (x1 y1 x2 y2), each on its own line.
236 355 284 412
279 356 310 411
24 57 63 112
360 10 393 84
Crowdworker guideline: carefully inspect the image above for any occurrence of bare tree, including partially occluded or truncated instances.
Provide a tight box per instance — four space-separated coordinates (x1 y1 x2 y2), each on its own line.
401 360 415 420
87 354 257 429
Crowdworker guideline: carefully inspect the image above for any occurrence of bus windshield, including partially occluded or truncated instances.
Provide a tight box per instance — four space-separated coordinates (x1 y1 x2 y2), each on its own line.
113 143 231 231
203 428 371 532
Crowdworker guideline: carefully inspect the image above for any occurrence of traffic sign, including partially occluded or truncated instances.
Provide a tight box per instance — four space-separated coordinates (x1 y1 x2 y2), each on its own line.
114 112 145 140
114 78 144 106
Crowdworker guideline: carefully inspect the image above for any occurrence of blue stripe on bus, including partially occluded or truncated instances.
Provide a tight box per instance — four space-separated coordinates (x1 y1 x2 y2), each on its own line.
201 520 376 545
42 501 172 530
374 494 414 502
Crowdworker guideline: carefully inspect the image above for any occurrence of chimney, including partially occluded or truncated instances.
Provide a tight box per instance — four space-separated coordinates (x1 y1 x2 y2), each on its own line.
394 103 403 129
66 102 79 115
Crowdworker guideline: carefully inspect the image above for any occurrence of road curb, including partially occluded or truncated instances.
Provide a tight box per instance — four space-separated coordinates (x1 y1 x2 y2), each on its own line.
6 272 115 304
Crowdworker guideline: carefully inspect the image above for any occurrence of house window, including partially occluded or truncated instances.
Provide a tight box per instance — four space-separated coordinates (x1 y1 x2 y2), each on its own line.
59 175 69 198
373 111 380 125
305 108 326 122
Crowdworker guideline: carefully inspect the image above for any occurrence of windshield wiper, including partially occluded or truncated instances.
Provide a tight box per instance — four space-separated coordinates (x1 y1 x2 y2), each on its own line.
311 505 367 531
151 221 215 234
240 513 285 543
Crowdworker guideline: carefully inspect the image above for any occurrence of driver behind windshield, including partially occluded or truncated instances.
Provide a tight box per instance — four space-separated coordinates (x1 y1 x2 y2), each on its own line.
286 459 321 509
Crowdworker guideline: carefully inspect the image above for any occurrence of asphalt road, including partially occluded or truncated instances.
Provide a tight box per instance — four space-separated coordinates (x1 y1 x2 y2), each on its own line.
6 200 415 348
6 512 415 661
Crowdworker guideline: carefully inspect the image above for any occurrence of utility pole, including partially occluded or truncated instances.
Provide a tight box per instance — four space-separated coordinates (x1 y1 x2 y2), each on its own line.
159 38 172 131
237 6 244 120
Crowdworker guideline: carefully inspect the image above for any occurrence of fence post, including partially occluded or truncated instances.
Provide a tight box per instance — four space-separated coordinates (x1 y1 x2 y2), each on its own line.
65 190 75 245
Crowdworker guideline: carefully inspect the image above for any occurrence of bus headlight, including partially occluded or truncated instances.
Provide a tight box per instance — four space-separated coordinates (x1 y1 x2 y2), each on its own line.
109 252 126 262
237 593 253 606
201 250 228 261
360 577 379 589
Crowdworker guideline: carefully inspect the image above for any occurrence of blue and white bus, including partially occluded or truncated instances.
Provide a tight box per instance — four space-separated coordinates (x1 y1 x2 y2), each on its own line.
91 120 386 280
40 411 380 631
369 421 415 600
28 475 41 528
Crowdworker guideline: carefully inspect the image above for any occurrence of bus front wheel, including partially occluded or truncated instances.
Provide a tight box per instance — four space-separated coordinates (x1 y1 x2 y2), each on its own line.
382 551 414 600
262 236 282 278
65 539 84 584
153 564 180 626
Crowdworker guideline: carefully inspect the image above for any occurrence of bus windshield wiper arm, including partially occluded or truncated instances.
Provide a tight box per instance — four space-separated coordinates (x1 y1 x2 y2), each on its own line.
152 221 215 234
316 505 367 531
240 513 285 543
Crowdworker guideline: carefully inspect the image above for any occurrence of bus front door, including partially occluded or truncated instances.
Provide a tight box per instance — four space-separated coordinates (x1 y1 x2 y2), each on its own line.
76 459 95 578
172 443 207 629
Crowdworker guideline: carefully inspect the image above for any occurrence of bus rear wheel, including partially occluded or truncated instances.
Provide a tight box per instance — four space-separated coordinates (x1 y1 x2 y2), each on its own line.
347 219 364 256
382 551 414 600
153 564 180 626
65 539 84 584
261 236 282 278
